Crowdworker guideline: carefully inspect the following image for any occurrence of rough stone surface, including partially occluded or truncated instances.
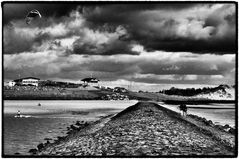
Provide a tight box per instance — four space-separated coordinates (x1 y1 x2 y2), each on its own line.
36 102 235 156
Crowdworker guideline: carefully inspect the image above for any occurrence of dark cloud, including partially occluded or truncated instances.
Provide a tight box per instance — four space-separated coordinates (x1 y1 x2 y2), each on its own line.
4 25 32 54
82 3 198 26
71 24 138 55
138 38 236 53
3 3 195 24
3 3 236 54
3 6 138 55
82 3 236 54
72 35 138 55
3 3 78 24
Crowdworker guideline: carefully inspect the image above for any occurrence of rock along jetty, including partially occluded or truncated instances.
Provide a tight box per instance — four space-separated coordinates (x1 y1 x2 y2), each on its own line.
36 102 235 156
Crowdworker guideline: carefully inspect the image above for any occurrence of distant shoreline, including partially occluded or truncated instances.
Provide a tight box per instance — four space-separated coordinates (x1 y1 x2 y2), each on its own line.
162 99 235 105
4 97 235 104
4 97 102 100
3 85 235 103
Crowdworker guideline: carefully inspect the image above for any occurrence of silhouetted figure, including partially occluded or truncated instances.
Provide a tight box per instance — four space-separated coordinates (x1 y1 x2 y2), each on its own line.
179 104 187 116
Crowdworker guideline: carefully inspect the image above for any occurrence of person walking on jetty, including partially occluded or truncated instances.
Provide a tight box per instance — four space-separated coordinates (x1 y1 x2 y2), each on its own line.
179 104 187 117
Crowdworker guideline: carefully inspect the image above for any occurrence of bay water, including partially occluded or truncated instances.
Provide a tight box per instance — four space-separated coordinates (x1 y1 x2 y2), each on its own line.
3 100 138 155
3 100 235 155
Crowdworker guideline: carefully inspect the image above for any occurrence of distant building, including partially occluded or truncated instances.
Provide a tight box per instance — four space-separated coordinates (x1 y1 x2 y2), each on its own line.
81 77 100 87
13 77 40 86
8 81 16 87
113 87 128 93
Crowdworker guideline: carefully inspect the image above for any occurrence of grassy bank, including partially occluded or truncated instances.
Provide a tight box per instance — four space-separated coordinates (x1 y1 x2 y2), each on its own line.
4 86 235 104
4 87 101 100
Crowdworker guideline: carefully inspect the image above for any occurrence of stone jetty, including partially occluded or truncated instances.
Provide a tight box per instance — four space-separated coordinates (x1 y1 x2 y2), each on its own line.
36 102 235 156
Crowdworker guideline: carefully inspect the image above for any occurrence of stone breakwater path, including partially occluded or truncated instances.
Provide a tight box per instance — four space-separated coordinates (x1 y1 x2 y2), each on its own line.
36 102 235 156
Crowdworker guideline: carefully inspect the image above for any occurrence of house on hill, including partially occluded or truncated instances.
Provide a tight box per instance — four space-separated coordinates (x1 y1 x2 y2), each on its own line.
81 77 100 87
113 87 128 93
13 77 40 86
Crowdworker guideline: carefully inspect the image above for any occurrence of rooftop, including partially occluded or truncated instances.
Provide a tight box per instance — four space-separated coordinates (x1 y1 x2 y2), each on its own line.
13 77 40 82
81 78 100 83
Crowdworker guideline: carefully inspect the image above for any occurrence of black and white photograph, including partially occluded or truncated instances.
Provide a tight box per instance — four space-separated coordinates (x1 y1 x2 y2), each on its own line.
2 1 237 157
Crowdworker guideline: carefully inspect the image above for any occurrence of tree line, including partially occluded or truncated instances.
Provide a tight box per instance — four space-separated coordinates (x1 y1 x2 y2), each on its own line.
159 84 231 96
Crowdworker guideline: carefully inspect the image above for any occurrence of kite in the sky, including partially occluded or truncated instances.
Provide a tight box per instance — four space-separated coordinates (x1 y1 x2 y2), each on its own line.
25 9 42 25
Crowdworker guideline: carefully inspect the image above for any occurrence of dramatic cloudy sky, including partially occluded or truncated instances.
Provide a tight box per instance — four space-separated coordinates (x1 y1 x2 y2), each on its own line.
3 3 236 89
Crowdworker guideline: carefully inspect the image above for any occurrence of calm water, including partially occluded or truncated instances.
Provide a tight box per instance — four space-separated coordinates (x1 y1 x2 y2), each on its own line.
3 100 138 155
158 102 235 127
3 100 235 155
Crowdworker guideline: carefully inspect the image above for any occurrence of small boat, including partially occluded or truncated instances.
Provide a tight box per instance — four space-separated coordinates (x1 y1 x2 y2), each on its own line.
14 115 31 118
14 115 21 118
14 110 31 118
38 103 41 106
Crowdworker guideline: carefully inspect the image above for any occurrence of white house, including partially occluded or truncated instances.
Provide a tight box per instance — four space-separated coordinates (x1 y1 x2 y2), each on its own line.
81 77 100 87
14 77 40 86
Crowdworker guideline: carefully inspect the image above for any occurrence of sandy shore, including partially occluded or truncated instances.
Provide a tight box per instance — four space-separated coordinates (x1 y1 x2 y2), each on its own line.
33 101 235 157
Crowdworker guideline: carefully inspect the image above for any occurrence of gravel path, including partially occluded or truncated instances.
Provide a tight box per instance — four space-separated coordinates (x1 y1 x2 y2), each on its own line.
37 102 235 156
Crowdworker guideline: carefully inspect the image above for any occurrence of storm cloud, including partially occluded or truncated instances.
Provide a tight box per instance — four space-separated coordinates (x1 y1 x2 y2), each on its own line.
3 7 137 55
82 3 236 54
3 3 236 55
3 2 236 87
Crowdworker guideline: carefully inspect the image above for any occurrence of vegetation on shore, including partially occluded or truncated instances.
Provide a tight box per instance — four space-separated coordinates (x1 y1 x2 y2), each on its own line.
4 85 235 105
158 84 233 96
